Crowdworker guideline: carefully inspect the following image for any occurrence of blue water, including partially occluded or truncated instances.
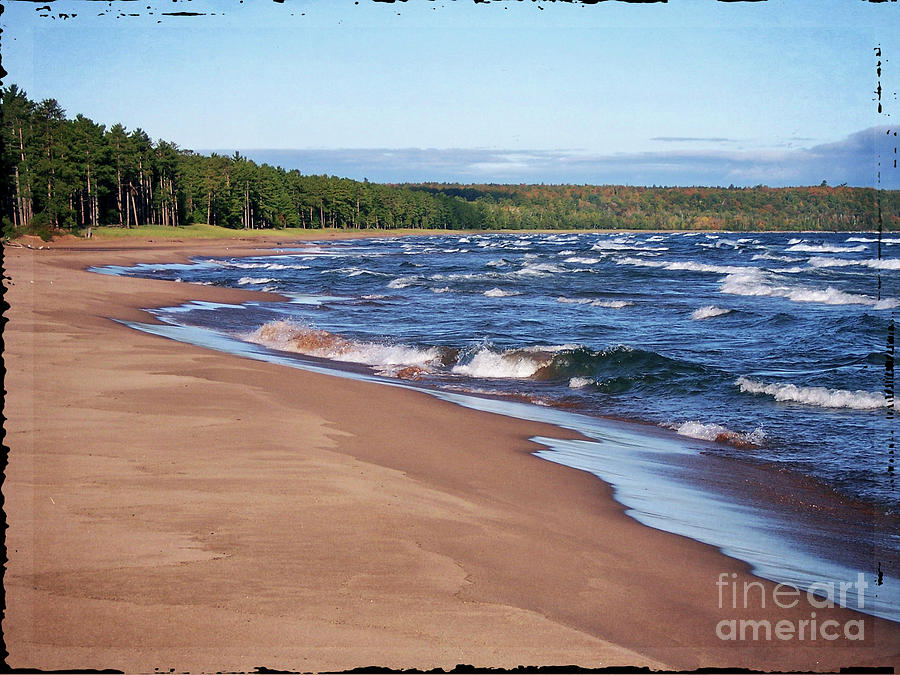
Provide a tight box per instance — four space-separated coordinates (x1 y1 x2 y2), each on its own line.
94 230 900 619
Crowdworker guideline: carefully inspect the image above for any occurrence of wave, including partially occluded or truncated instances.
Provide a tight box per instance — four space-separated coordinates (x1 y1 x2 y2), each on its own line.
453 343 707 388
719 269 899 308
564 256 601 264
616 256 744 275
321 266 389 278
846 236 900 244
387 275 422 289
237 276 277 285
484 287 521 297
735 376 896 410
568 377 594 389
432 287 453 293
514 262 565 277
665 421 766 449
592 242 668 252
245 320 446 372
691 305 732 320
785 243 868 253
220 260 310 271
808 256 900 270
751 253 804 263
557 297 632 308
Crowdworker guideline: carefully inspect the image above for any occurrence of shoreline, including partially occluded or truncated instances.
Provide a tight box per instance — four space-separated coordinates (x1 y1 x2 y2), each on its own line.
4 237 899 672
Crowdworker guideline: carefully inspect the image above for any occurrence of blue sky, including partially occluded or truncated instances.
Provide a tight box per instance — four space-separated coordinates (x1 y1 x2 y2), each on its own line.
2 0 898 187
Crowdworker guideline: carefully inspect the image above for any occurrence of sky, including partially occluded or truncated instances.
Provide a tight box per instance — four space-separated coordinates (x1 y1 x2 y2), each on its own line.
2 0 898 187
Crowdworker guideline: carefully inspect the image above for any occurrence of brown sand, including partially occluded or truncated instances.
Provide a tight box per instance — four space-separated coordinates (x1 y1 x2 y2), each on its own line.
3 237 898 673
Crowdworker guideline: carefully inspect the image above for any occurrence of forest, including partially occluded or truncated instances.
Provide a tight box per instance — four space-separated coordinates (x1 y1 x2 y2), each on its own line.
2 85 897 238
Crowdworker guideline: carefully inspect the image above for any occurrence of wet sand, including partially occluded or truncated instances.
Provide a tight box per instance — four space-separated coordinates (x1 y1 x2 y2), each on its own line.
3 236 898 672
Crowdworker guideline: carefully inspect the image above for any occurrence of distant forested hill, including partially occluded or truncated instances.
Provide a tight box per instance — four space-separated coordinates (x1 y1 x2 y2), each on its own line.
405 183 899 232
2 85 897 237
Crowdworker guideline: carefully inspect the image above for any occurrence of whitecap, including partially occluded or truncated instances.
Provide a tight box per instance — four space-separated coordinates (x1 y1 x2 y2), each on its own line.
719 269 899 308
736 376 896 410
237 276 277 285
245 319 442 369
557 297 632 308
387 275 421 289
484 288 521 297
786 243 868 253
666 421 766 447
691 306 732 320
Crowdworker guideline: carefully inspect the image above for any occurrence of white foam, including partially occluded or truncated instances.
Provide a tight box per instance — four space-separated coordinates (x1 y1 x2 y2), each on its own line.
666 421 766 446
432 287 453 293
592 242 668 252
719 269 899 308
845 236 900 244
557 297 633 308
237 276 277 285
387 275 421 289
246 319 442 369
691 305 732 320
223 261 270 269
515 262 565 277
751 253 804 263
452 349 545 379
808 256 900 270
484 287 521 297
564 256 601 264
786 243 868 253
451 344 574 379
265 263 311 271
616 257 744 274
568 377 593 389
736 376 896 410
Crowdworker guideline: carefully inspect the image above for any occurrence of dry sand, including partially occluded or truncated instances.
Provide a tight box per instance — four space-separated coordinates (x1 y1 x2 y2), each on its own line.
3 236 898 673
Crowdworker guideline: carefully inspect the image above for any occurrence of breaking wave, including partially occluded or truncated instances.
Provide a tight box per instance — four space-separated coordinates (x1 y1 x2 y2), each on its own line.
615 256 745 275
719 269 899 308
735 376 895 410
808 256 900 270
785 243 868 253
557 297 633 308
691 305 732 320
387 275 422 289
237 276 277 285
665 421 766 448
484 288 521 297
245 320 446 373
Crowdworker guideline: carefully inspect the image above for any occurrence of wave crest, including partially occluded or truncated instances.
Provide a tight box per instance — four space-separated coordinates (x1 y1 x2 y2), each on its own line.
246 320 444 370
735 376 894 410
666 420 766 449
691 305 732 320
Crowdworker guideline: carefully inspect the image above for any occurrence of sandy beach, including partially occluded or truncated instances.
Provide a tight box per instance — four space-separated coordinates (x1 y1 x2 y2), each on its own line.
3 236 898 673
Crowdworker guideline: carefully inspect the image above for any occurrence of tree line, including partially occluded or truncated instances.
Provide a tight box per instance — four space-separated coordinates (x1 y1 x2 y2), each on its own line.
0 86 487 236
2 85 897 237
406 182 898 232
